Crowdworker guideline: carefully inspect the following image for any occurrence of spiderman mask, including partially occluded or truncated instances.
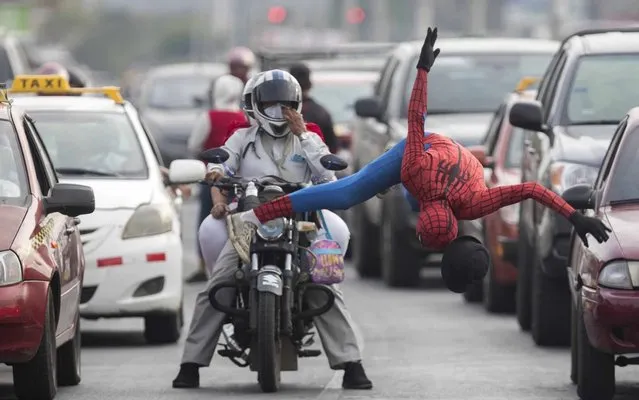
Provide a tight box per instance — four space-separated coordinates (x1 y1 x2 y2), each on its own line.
440 236 490 294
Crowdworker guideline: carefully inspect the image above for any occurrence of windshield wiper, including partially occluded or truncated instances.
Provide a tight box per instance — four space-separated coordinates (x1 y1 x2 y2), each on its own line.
571 120 620 125
56 168 121 177
609 199 639 206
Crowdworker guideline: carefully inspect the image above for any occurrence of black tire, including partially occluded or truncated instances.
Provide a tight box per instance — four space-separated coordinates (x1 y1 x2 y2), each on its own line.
576 299 615 400
144 306 184 344
483 264 515 313
381 202 420 288
570 298 578 385
257 292 280 393
463 280 483 303
516 226 532 331
531 257 570 347
353 204 381 278
13 290 57 400
57 312 81 386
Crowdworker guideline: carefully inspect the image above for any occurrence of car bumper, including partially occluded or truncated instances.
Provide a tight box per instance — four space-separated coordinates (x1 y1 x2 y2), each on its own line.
80 232 183 318
0 280 49 363
581 285 639 353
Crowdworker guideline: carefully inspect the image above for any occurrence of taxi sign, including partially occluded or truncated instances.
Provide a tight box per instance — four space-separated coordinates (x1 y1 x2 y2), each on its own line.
1 75 124 104
515 76 539 93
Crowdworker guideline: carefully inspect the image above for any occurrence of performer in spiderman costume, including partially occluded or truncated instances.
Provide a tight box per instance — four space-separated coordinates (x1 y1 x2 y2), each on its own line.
227 27 611 293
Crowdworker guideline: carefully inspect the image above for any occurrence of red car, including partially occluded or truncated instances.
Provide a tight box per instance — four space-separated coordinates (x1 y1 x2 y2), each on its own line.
564 107 639 400
0 98 95 399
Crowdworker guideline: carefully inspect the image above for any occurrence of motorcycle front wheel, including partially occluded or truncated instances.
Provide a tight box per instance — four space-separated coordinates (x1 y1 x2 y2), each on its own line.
257 292 281 392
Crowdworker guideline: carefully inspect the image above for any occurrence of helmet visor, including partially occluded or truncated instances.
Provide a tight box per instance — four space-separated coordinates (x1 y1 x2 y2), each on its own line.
253 80 299 112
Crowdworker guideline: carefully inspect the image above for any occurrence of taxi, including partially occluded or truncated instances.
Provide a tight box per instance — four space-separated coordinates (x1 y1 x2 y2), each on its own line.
0 84 95 399
8 75 205 345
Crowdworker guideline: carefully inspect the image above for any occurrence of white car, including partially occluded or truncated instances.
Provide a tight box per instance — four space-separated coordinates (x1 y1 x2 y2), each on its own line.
10 77 205 344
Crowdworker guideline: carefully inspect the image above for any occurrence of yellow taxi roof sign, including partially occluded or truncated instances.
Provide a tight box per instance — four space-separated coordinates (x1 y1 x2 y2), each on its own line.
515 76 539 93
7 75 124 104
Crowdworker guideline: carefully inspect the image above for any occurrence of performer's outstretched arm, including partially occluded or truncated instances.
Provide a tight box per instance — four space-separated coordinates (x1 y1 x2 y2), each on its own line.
405 69 429 154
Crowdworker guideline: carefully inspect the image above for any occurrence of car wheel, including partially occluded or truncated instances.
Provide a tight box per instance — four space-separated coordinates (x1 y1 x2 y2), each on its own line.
57 311 82 386
144 305 184 344
381 202 420 288
531 257 570 346
483 262 515 313
353 204 381 278
13 290 57 400
516 226 532 331
570 298 578 385
576 298 615 400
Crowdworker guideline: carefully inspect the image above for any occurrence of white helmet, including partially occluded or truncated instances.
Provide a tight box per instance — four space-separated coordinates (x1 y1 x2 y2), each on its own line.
211 74 244 111
241 72 264 121
251 69 302 138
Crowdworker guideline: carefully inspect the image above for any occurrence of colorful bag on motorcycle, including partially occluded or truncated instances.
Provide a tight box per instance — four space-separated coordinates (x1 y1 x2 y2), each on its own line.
306 211 345 285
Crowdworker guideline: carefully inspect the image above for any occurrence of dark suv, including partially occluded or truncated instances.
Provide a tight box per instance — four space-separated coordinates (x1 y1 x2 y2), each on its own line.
350 37 557 287
509 28 639 347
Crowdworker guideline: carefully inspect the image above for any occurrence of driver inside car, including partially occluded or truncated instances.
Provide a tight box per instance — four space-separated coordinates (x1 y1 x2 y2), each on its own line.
173 69 372 390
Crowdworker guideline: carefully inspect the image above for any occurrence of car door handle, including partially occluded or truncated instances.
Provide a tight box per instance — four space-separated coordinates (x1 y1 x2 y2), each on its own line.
65 227 76 235
73 217 81 226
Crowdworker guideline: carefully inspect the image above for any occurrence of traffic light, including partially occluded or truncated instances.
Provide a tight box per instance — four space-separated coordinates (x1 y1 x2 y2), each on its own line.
267 6 288 24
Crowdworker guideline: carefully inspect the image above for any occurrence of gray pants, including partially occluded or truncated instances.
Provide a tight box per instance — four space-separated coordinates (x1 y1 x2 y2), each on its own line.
181 240 363 369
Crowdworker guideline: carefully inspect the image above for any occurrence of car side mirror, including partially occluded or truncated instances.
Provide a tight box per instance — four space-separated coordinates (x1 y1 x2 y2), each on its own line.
44 183 95 217
354 97 384 122
200 148 230 164
509 100 553 142
168 159 206 184
562 184 595 210
319 154 348 171
467 145 495 168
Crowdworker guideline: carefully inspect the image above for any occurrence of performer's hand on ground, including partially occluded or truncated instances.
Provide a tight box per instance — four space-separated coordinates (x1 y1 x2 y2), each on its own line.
417 27 440 71
569 211 611 247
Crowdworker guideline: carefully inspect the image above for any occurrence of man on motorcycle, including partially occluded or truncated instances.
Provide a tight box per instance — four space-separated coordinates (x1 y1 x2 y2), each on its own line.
173 69 372 390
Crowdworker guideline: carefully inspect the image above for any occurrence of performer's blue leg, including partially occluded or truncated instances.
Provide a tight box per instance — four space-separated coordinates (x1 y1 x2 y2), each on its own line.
289 139 406 212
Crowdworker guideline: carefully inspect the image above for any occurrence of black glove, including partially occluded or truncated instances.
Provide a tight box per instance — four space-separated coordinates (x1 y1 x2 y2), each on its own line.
569 211 611 247
441 236 490 294
416 27 441 72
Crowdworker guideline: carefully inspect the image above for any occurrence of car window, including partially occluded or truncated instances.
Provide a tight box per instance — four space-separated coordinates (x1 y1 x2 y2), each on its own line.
605 124 639 204
311 80 374 123
541 52 567 118
504 127 525 168
595 117 627 190
145 75 213 110
0 119 27 203
24 118 58 188
565 54 639 125
403 53 553 115
0 45 14 83
484 103 506 154
29 111 149 179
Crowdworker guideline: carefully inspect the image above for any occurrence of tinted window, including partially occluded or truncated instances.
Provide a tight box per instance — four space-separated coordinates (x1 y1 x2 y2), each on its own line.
311 80 374 123
145 75 213 109
0 120 27 203
565 54 639 124
505 127 525 168
403 53 553 115
29 111 148 179
606 126 639 204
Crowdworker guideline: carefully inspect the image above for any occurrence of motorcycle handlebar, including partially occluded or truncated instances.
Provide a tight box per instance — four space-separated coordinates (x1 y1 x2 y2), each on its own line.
206 175 307 192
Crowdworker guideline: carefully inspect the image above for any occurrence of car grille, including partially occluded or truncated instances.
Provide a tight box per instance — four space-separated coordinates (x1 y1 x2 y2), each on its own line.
81 286 98 304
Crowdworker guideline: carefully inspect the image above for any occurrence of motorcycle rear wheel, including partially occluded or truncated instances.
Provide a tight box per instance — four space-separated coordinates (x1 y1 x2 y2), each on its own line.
257 292 281 393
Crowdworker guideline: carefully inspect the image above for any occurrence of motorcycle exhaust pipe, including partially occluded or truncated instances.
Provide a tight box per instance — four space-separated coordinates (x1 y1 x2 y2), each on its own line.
208 283 249 318
293 284 336 320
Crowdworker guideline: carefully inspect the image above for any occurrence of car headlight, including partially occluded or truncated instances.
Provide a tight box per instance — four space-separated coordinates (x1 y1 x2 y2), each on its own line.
256 218 287 241
122 203 174 239
598 260 639 290
0 250 22 287
550 162 599 194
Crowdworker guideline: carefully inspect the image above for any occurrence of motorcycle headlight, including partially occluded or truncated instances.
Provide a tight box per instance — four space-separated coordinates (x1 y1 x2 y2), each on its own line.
256 218 287 241
550 162 599 194
0 250 22 287
598 260 639 290
122 203 174 239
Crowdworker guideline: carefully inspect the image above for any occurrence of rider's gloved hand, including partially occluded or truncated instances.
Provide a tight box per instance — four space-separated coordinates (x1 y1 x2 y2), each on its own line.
569 211 611 247
416 27 440 72
211 203 230 219
440 236 490 293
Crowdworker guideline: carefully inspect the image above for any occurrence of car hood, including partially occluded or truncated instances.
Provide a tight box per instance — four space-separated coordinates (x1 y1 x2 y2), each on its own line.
602 205 639 260
397 113 493 146
555 125 616 166
0 205 27 249
59 178 154 210
142 108 202 137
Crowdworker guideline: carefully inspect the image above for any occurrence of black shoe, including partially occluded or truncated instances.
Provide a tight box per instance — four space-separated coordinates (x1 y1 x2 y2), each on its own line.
342 362 373 390
186 270 207 284
172 363 200 388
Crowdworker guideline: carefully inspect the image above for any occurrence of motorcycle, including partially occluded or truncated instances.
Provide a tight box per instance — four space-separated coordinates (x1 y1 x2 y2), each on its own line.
200 147 348 393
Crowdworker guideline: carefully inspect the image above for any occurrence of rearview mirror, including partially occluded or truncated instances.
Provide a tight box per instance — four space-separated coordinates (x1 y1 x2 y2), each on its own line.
44 183 95 217
354 97 384 121
200 148 230 164
509 100 545 132
320 154 348 171
562 184 595 210
467 145 495 168
168 159 206 184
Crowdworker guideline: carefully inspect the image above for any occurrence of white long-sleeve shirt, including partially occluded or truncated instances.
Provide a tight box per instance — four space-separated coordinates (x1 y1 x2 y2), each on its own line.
187 112 210 158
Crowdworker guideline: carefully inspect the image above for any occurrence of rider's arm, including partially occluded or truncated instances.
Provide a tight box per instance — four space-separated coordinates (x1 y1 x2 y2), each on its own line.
299 132 335 182
220 127 247 175
187 112 210 158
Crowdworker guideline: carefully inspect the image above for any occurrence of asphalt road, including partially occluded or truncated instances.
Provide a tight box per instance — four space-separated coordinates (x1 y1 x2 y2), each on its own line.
2 198 639 399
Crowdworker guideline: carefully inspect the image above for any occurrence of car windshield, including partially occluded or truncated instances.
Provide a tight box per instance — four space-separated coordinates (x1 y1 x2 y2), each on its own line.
145 75 212 110
0 120 28 204
29 111 148 179
607 126 639 204
403 53 553 115
565 54 639 125
312 80 375 123
505 127 525 168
